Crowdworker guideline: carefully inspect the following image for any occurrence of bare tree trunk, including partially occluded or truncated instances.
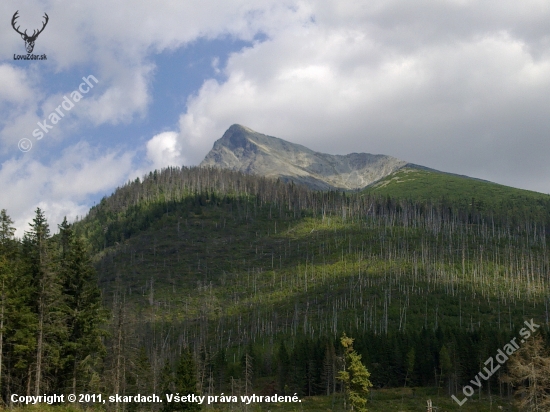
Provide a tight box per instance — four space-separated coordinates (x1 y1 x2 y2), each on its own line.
34 285 44 397
26 364 32 397
244 353 253 396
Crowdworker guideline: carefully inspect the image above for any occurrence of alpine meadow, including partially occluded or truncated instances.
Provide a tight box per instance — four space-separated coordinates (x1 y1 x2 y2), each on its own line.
2 124 550 411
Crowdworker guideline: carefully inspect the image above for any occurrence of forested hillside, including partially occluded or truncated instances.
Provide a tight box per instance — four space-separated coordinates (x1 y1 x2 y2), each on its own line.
2 166 550 410
79 167 550 405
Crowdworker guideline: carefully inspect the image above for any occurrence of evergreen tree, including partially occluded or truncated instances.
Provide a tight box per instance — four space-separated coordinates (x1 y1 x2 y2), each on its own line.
0 210 16 248
23 208 66 396
109 286 128 410
404 347 415 388
277 341 290 394
126 347 152 412
0 210 35 401
322 342 337 395
243 352 253 397
176 349 201 410
438 345 452 395
212 348 227 393
289 339 308 396
160 359 174 412
163 349 201 411
0 210 17 402
57 218 107 394
338 333 373 412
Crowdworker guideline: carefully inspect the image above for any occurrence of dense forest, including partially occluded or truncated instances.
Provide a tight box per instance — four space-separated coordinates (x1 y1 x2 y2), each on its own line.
0 209 105 402
1 166 550 410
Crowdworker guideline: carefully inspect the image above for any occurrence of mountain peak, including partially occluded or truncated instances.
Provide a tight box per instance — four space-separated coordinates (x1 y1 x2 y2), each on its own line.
215 124 265 152
227 123 254 132
200 125 408 190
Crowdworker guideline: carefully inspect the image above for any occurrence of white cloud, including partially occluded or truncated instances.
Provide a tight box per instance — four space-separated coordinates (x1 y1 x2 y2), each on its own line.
0 74 108 152
0 0 312 149
0 65 36 104
0 141 135 237
170 1 550 193
145 131 184 169
79 65 154 126
0 0 328 153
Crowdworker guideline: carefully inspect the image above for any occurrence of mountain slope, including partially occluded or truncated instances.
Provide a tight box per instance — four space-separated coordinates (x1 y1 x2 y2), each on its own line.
200 125 550 220
65 165 550 406
200 124 408 190
73 167 550 391
365 167 550 221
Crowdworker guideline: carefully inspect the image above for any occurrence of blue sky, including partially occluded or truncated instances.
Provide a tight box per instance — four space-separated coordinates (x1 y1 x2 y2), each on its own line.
2 0 550 236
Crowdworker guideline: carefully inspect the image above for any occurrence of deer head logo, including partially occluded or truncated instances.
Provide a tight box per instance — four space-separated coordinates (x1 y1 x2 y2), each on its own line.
11 11 49 54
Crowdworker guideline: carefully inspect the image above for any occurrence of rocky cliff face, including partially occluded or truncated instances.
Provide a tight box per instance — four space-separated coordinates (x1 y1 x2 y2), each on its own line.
200 124 409 190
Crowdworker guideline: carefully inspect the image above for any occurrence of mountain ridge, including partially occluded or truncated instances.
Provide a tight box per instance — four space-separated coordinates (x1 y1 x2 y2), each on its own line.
200 124 412 190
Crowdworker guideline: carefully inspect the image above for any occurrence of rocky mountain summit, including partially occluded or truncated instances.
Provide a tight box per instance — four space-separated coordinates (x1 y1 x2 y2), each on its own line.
200 124 416 190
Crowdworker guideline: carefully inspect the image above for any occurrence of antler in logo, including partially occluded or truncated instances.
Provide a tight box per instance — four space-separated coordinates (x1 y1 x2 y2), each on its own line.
12 11 49 54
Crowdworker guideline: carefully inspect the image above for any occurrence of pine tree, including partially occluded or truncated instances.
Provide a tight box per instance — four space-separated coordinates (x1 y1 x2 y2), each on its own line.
277 341 290 394
23 208 66 396
162 349 201 411
109 287 127 411
322 342 337 395
338 333 373 412
126 347 152 412
160 359 174 412
244 352 253 397
0 210 17 402
57 218 107 394
176 349 201 410
0 210 35 402
212 348 227 393
161 348 201 412
0 210 16 248
404 347 415 388
438 345 452 395
289 340 308 396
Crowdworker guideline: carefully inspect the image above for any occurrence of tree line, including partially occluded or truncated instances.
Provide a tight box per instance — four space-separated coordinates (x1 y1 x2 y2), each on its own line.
73 166 550 261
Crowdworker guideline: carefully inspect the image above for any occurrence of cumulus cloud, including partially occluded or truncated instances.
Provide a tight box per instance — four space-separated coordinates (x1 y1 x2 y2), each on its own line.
0 65 42 147
0 65 36 104
0 0 310 145
145 131 184 169
0 74 108 152
172 0 550 193
0 142 135 237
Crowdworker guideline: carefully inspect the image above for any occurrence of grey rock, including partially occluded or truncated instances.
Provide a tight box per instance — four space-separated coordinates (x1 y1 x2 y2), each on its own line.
200 124 411 190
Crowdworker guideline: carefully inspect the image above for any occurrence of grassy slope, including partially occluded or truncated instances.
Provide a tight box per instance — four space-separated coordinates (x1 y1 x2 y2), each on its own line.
364 167 550 221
